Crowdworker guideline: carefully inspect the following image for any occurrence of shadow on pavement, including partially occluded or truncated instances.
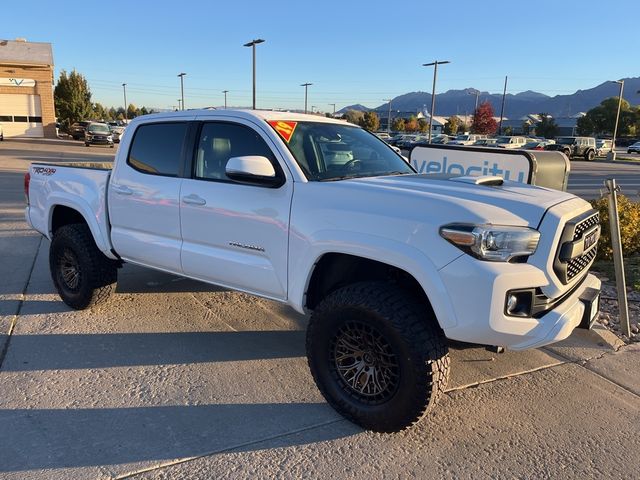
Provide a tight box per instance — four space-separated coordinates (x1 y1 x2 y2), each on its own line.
0 402 350 473
3 330 306 371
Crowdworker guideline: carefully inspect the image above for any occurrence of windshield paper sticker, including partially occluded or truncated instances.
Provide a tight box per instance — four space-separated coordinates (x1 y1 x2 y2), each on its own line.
268 120 297 143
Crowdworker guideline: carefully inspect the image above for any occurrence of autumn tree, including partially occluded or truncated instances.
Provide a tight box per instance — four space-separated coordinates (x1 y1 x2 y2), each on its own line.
405 115 418 132
418 118 429 133
54 69 93 132
344 109 365 125
359 111 380 131
445 115 461 135
535 113 559 139
391 117 405 131
471 101 498 135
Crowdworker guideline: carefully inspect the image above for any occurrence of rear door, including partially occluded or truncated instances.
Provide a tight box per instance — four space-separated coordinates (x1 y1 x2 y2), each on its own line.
179 119 293 299
108 121 191 273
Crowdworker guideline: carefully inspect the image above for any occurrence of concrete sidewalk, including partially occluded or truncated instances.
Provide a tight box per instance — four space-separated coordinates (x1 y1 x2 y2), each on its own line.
0 236 638 479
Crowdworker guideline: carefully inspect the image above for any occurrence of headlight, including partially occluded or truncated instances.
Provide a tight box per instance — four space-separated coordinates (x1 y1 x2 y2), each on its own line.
107 135 113 140
440 223 540 262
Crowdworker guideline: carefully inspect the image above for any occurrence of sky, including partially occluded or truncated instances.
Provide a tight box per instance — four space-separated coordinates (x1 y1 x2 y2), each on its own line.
2 0 638 112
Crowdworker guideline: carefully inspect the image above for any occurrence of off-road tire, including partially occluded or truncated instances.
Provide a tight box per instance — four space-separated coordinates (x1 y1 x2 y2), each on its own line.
584 149 595 161
49 223 118 310
85 142 90 147
306 281 450 432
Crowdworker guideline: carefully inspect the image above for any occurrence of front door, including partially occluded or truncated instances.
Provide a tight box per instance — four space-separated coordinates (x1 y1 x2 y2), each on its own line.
180 120 292 299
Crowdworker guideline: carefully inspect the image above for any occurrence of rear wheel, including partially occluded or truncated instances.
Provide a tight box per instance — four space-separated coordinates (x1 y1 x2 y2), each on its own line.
49 223 118 309
306 282 450 432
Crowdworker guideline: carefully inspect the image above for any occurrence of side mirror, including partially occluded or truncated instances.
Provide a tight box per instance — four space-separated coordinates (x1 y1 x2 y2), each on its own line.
225 156 283 187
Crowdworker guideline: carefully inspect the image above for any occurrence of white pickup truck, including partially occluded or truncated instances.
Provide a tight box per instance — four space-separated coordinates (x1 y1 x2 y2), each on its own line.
25 110 601 432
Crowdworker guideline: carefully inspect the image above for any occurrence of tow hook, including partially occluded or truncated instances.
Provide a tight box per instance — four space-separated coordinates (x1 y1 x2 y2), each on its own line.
486 346 505 354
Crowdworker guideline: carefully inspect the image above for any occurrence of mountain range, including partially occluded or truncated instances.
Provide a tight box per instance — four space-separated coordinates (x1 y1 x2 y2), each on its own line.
337 77 640 119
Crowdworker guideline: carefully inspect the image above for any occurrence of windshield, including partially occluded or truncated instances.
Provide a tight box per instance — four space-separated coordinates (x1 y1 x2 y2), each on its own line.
273 121 414 181
455 135 470 141
496 136 511 144
88 124 110 133
556 137 575 145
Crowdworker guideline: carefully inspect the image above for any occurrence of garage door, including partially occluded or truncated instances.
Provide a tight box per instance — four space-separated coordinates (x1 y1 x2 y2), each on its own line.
0 93 44 138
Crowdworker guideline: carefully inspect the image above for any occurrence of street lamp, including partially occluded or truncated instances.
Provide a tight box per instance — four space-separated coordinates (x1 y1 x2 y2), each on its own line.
177 73 186 110
177 99 182 110
468 89 480 113
243 38 265 110
222 90 229 109
311 105 317 113
122 83 128 121
422 60 450 143
383 98 393 133
607 80 625 161
301 83 312 114
328 103 336 116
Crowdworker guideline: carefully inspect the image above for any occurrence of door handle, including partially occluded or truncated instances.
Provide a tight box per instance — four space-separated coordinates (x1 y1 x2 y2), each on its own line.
182 194 206 206
112 184 133 195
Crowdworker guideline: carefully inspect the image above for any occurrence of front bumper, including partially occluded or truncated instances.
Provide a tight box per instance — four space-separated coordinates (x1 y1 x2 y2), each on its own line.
438 254 601 350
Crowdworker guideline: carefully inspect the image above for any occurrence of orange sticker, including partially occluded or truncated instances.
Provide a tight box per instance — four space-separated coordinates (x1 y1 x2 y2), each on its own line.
268 120 298 143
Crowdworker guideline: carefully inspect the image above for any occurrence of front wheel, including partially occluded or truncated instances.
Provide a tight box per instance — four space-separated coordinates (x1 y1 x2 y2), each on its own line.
85 142 90 147
306 282 450 432
49 224 118 309
584 149 595 161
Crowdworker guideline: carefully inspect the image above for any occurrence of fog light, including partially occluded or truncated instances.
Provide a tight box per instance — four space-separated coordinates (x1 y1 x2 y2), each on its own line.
504 290 534 317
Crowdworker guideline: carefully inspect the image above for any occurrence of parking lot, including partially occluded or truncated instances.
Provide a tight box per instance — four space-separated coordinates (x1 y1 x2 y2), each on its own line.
1 138 639 479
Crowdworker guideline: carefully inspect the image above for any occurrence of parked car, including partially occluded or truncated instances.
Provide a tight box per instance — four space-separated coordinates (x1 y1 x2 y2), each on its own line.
108 124 126 143
628 141 640 154
449 134 488 146
523 141 554 150
472 138 497 147
545 137 597 161
375 132 391 141
25 109 601 433
84 122 114 148
495 136 528 149
431 134 452 144
596 139 613 156
69 121 91 140
395 135 420 149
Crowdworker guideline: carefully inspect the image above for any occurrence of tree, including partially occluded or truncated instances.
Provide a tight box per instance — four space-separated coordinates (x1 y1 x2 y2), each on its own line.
391 117 405 132
127 103 139 119
577 97 637 136
108 107 118 120
344 109 365 125
444 115 460 135
359 111 380 131
54 69 93 132
502 126 513 136
92 102 109 121
471 101 498 134
405 115 418 132
418 118 429 133
535 113 559 139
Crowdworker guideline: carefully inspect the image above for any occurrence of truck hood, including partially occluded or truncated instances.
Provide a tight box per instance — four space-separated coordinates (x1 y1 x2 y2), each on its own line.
344 174 577 226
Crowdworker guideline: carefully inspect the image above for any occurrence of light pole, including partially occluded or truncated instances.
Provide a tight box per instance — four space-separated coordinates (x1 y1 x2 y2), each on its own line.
311 106 317 113
328 103 336 116
607 80 625 161
243 38 265 110
468 89 480 113
498 76 508 135
177 99 182 110
301 83 312 114
177 73 186 110
222 90 229 109
122 83 128 121
423 60 450 143
383 98 393 133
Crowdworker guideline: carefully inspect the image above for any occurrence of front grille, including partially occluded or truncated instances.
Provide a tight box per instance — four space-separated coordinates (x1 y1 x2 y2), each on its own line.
553 210 599 284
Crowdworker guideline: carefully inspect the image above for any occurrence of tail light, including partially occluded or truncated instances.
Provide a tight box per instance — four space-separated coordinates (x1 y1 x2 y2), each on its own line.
24 172 30 204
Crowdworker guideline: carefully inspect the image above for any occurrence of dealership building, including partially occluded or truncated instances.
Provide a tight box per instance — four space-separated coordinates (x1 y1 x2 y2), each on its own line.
0 39 56 138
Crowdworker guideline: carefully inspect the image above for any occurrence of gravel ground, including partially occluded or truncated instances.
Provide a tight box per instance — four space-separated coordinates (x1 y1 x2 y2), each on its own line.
593 273 640 343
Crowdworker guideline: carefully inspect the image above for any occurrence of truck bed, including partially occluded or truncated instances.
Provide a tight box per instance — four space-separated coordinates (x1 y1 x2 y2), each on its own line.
26 161 115 257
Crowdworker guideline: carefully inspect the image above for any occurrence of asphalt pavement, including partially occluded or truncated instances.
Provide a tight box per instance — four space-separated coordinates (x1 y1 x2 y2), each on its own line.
1 138 639 479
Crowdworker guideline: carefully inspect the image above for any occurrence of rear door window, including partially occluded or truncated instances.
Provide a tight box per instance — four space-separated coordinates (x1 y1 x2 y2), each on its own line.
127 123 188 176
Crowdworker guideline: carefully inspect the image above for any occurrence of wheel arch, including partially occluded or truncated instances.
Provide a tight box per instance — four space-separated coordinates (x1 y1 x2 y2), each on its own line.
301 251 458 330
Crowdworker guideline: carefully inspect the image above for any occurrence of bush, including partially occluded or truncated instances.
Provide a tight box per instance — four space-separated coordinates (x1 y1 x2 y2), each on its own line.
590 195 640 260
